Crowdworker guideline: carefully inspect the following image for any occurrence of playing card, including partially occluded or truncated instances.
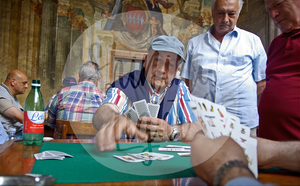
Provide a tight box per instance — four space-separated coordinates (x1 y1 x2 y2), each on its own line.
46 151 73 157
124 107 139 123
113 155 145 163
34 151 73 160
148 103 160 118
236 138 258 178
150 152 174 160
200 98 213 113
201 112 225 139
164 145 191 149
144 152 173 160
133 99 151 118
158 148 191 152
224 114 241 136
189 99 202 119
230 123 251 143
211 102 227 128
177 153 191 157
127 152 157 160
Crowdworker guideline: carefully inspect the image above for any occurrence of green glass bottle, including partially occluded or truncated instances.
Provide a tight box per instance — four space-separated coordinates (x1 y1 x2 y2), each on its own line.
23 80 45 145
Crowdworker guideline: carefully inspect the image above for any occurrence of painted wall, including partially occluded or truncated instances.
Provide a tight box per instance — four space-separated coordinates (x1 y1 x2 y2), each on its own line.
0 0 278 106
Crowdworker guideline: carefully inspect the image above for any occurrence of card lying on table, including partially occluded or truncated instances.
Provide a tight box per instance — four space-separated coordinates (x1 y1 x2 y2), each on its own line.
34 151 73 160
113 155 145 163
114 152 174 162
158 148 191 152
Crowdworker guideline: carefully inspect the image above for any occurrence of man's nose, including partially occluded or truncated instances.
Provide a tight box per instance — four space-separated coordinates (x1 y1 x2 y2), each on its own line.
223 13 229 23
269 8 279 19
157 59 168 72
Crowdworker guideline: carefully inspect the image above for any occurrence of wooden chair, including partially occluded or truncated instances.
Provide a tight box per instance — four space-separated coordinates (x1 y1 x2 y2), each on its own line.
55 119 98 139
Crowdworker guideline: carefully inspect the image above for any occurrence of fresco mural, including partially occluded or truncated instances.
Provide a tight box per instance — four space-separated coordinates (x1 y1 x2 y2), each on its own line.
98 0 213 49
0 0 214 104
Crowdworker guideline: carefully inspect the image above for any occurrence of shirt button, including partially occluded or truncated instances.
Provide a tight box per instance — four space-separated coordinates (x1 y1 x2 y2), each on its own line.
217 87 220 90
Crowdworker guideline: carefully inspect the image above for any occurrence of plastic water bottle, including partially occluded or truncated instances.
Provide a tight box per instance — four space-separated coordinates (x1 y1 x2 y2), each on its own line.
23 80 45 145
8 128 16 140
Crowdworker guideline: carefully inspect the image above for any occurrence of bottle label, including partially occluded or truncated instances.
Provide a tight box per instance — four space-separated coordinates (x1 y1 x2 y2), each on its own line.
23 111 44 133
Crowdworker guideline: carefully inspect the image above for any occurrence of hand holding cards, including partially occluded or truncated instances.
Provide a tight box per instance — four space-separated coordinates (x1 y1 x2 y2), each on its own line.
189 95 258 178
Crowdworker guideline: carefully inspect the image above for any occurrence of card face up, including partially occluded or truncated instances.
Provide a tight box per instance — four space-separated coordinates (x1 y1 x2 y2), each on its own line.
188 94 258 178
114 152 174 163
113 155 145 163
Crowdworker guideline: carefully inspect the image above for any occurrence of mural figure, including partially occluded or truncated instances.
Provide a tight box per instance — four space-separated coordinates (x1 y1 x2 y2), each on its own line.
150 16 161 36
103 0 174 51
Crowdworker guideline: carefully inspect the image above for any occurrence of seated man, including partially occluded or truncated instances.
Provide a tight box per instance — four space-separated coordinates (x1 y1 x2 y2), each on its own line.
0 69 29 139
47 77 77 108
93 35 202 151
46 61 105 139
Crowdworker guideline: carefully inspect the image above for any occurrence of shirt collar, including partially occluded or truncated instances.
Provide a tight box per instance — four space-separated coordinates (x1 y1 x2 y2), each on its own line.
1 83 13 97
78 81 96 87
146 79 171 97
281 29 300 37
207 25 239 38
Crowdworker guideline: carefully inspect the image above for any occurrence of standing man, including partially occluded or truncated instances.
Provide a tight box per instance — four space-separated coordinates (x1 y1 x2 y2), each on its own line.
0 69 29 138
180 0 267 135
259 0 300 140
46 61 105 139
93 36 201 151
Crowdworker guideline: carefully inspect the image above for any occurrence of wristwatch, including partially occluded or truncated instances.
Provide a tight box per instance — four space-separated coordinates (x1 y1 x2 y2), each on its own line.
169 125 180 141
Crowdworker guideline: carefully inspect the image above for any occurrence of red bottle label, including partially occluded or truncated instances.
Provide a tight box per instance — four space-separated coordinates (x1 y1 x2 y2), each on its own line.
23 111 44 133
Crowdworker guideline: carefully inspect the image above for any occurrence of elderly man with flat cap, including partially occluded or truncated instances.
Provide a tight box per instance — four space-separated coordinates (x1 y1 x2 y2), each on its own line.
93 35 201 151
0 69 29 138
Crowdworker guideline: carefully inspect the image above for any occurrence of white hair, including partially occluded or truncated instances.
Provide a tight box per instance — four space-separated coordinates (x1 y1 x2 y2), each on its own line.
211 0 244 13
79 61 101 84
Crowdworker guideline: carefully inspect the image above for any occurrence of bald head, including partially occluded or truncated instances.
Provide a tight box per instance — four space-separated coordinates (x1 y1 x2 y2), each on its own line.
4 69 28 97
5 69 27 82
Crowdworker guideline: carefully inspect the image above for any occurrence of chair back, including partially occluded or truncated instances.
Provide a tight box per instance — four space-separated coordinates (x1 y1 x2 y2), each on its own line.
56 119 98 139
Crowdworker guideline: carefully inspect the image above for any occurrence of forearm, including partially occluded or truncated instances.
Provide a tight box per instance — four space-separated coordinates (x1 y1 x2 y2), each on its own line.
256 80 266 97
256 137 300 172
176 121 202 140
92 103 120 131
3 107 23 123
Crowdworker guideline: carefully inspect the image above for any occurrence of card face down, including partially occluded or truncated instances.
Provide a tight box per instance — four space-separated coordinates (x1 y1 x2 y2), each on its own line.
148 103 160 118
133 99 151 118
124 107 139 123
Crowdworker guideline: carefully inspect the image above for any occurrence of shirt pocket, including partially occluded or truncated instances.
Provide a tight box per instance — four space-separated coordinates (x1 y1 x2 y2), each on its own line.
230 56 251 77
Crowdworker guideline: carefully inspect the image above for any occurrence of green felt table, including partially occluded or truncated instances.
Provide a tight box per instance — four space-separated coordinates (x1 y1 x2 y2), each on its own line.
31 142 197 184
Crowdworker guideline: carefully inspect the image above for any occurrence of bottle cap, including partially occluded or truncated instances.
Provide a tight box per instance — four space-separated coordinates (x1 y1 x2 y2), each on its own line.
31 80 41 87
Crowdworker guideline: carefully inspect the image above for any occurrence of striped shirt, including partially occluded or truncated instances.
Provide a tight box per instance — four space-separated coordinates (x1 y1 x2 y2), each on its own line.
46 81 104 138
104 80 197 125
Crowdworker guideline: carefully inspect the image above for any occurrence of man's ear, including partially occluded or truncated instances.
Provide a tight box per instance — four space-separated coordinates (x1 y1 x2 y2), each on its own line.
11 79 16 86
96 78 101 87
77 74 80 82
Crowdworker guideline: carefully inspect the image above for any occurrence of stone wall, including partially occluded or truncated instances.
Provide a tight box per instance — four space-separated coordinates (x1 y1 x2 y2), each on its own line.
237 0 281 52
